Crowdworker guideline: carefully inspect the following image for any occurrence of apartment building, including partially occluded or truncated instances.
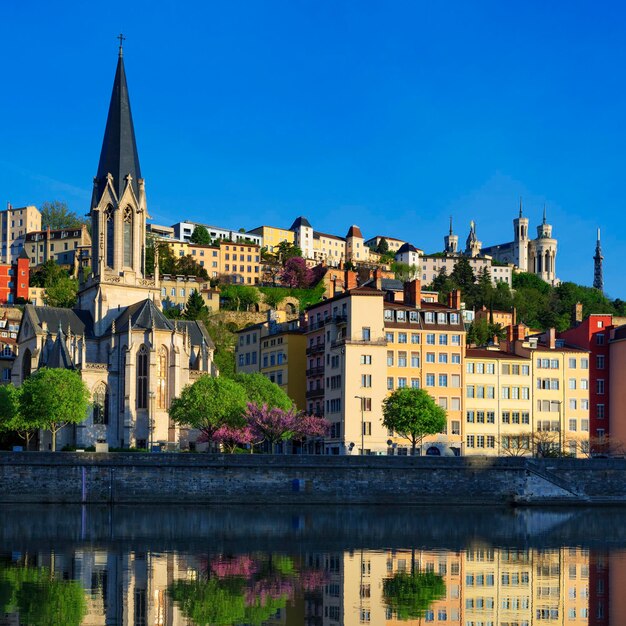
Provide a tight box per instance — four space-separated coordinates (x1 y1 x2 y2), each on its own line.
172 221 262 246
465 348 532 455
305 277 465 455
247 225 294 252
235 313 307 410
0 308 20 384
159 275 219 313
219 240 261 284
25 225 91 266
0 204 41 263
0 251 30 305
364 235 406 253
474 304 514 328
421 254 513 287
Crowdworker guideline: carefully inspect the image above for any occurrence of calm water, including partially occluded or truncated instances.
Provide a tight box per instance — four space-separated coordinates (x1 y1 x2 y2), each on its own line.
1 505 625 625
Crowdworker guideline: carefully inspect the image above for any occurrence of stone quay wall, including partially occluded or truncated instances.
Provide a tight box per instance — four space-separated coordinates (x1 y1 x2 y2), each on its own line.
1 453 626 505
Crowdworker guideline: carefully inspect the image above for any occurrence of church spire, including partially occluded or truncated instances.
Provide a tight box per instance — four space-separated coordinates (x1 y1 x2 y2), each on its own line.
95 37 142 201
593 227 604 292
519 196 523 218
542 204 547 224
449 216 453 235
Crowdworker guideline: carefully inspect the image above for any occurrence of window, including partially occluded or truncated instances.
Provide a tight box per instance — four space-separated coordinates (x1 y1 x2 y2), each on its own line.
105 205 114 267
569 419 577 431
467 386 475 398
156 346 168 409
438 353 448 363
137 345 148 409
398 377 407 388
467 435 475 448
398 332 407 344
596 333 605 345
569 378 576 389
597 355 605 369
439 334 448 345
438 374 448 387
451 374 461 388
597 404 605 419
467 410 475 423
123 206 133 266
581 378 589 390
426 374 435 387
387 351 394 366
385 332 394 343
363 422 372 435
451 353 461 364
387 377 394 390
569 357 577 368
411 352 420 367
597 379 605 394
361 374 372 388
426 352 435 363
426 333 435 344
362 327 371 341
411 378 420 388
360 355 372 365
467 362 475 373
411 333 420 344
581 358 589 368
92 383 109 425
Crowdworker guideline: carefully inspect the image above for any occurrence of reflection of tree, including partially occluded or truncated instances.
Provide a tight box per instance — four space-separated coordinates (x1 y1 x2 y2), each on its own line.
383 566 446 621
169 553 325 626
0 563 86 626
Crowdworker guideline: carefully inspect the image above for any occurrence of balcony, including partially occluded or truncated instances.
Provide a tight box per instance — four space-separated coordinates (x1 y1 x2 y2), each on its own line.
331 337 387 349
306 342 326 355
306 388 325 399
306 366 325 377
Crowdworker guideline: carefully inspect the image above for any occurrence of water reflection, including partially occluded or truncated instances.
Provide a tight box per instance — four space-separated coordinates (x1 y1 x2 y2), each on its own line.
0 505 622 625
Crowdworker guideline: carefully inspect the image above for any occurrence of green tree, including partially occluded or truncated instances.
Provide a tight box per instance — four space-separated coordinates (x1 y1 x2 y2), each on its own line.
383 570 446 621
466 318 504 347
0 385 39 450
260 287 287 308
376 237 390 254
19 368 90 451
190 225 212 245
219 284 260 311
183 290 208 320
44 275 78 308
430 267 454 299
40 201 88 230
450 257 476 300
391 261 417 282
176 255 209 280
17 576 86 626
275 241 303 265
232 372 293 410
382 388 447 455
168 375 248 443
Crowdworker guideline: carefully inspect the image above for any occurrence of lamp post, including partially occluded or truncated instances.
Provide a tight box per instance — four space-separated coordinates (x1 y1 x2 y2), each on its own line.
148 391 155 452
354 396 365 455
557 400 563 457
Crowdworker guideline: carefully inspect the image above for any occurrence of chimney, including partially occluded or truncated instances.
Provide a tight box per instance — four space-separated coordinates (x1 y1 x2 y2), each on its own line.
345 270 357 291
447 289 461 310
373 267 383 290
547 327 556 350
403 279 422 307
330 276 337 298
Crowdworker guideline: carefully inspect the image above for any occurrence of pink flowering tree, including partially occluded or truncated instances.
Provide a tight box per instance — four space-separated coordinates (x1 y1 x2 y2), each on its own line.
211 425 254 453
279 257 314 288
292 413 330 454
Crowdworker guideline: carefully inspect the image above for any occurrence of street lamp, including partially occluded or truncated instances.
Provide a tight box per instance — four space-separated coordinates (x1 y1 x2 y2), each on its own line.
148 391 155 452
354 396 365 455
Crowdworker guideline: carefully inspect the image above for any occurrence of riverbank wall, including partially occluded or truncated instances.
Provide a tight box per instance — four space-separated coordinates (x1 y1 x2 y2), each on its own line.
2 453 626 505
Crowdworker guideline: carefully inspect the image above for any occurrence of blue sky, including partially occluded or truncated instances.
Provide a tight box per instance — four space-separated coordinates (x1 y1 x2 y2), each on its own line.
2 1 625 296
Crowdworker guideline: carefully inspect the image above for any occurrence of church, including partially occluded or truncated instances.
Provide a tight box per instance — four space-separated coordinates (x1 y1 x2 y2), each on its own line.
12 43 217 450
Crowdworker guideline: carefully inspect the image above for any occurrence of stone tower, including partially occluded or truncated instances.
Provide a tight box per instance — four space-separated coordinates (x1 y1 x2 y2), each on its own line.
593 228 604 292
289 216 314 260
78 41 160 334
465 220 482 258
512 197 529 271
444 216 459 254
529 206 557 284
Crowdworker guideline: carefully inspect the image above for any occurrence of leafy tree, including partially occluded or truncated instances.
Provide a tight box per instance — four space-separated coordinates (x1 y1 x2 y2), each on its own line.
450 257 476 296
30 259 63 288
275 241 303 264
0 385 39 450
466 318 505 347
168 375 248 444
382 388 447 455
383 570 446 621
40 201 88 230
279 257 314 288
430 267 454 299
176 255 209 280
391 261 418 282
376 237 390 254
183 290 208 320
260 287 287 308
19 368 90 451
232 373 293 410
220 284 260 311
203 318 237 377
190 225 212 245
44 275 78 308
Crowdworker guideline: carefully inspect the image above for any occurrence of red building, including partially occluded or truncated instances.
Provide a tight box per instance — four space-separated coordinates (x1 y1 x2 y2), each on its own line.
560 312 613 442
0 250 29 305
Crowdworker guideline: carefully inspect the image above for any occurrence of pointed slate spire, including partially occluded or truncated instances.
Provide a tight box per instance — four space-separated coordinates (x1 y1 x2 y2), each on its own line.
542 204 547 224
449 216 453 235
96 39 142 201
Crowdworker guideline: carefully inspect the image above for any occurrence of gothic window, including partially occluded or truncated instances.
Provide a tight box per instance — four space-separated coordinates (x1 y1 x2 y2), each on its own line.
157 346 168 409
105 206 114 268
123 207 133 267
93 382 109 425
21 348 31 380
137 345 148 409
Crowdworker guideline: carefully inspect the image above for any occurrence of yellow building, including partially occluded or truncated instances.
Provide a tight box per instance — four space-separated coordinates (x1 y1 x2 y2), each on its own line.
159 275 220 313
235 313 307 410
465 348 532 455
25 225 91 267
1 204 41 263
247 225 294 252
219 241 261 285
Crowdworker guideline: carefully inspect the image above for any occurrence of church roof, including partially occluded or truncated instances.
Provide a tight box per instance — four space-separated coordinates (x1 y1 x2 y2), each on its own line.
17 248 30 260
40 326 75 369
110 299 173 333
95 49 142 201
24 305 91 337
178 320 215 349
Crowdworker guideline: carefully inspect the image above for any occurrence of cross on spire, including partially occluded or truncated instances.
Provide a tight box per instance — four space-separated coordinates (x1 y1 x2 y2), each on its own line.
117 33 126 56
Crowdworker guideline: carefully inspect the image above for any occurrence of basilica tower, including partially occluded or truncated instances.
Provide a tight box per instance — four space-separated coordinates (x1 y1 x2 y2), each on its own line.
529 206 558 284
512 198 529 271
444 217 459 254
78 40 160 334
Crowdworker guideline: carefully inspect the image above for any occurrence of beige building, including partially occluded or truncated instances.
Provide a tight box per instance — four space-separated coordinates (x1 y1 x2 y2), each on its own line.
159 275 219 313
218 240 261 284
25 224 91 267
0 203 41 263
305 277 465 456
421 254 513 287
247 224 294 252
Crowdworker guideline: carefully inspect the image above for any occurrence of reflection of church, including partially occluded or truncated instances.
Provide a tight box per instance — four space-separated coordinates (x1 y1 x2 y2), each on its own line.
13 44 216 450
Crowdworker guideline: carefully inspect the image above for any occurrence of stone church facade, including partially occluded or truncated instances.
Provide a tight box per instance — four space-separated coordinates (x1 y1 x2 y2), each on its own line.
12 45 216 450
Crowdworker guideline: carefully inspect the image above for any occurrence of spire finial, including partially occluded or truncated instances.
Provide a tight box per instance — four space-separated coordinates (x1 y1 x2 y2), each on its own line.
117 33 126 57
519 196 523 218
542 204 547 224
597 227 601 242
449 216 453 235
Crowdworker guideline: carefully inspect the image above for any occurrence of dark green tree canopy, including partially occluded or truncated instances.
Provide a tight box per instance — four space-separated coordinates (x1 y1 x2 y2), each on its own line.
40 201 88 231
382 388 447 454
232 372 293 410
190 225 212 245
183 290 209 320
383 570 446 621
